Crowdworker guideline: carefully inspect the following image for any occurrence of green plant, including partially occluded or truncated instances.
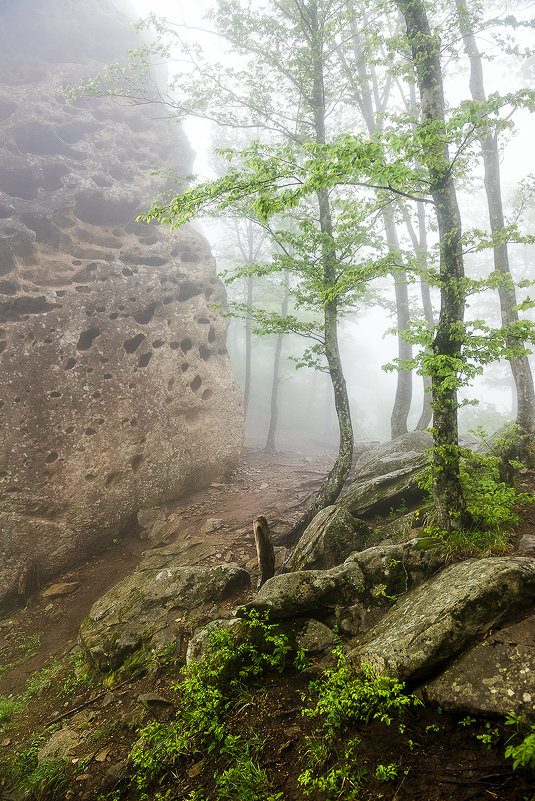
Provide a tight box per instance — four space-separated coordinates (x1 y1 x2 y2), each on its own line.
130 611 292 795
421 448 534 555
476 722 499 750
303 647 422 733
505 715 535 771
24 658 62 699
459 715 476 727
0 696 23 729
21 758 71 800
294 648 310 671
375 763 398 781
298 737 366 799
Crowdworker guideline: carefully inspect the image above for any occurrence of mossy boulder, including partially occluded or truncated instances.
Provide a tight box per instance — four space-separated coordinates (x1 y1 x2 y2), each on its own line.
347 557 535 681
284 506 369 572
79 559 250 672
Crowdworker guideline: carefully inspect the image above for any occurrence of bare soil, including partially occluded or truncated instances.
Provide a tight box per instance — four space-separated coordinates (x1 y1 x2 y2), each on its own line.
0 449 533 801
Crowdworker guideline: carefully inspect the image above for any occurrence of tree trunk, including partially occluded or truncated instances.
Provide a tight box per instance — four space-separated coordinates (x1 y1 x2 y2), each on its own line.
384 208 412 438
243 274 254 418
265 272 289 453
401 200 434 430
288 1 354 541
347 27 413 439
397 0 471 529
456 0 535 459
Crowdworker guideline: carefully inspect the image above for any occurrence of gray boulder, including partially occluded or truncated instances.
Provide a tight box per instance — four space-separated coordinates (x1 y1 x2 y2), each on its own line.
348 557 535 681
342 432 430 518
420 614 535 720
241 538 445 626
79 559 250 672
284 506 369 572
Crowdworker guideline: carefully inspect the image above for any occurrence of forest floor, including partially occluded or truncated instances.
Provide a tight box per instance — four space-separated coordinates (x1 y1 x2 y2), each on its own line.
0 447 534 801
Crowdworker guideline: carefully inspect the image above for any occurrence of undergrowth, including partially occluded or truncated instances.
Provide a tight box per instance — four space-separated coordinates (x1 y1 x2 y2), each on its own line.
421 446 534 555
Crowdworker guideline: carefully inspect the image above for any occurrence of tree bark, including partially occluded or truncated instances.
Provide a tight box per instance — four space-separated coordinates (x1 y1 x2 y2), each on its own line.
456 0 535 458
396 0 471 529
243 274 254 418
265 272 289 453
288 0 354 541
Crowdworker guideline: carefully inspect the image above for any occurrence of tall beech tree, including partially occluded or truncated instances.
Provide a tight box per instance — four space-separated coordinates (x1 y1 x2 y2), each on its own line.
455 0 535 459
395 0 472 528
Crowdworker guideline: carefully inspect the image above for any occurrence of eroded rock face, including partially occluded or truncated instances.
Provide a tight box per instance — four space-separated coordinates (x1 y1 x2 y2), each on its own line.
0 0 243 605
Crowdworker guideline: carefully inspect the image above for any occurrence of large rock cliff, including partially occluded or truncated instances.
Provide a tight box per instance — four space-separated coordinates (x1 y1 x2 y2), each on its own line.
0 0 244 606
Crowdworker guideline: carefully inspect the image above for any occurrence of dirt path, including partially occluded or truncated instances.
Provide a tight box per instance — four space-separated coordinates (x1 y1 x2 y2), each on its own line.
0 448 334 696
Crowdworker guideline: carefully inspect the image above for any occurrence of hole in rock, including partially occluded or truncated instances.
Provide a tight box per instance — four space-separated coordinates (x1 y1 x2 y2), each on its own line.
190 375 202 392
122 268 134 276
85 473 96 481
137 352 153 368
124 333 145 354
152 339 165 348
168 378 175 390
85 427 97 436
109 312 119 320
105 471 120 487
208 327 216 343
130 419 138 427
181 363 189 372
201 389 213 400
66 426 75 434
50 391 61 398
180 338 192 353
131 454 143 472
133 302 158 325
180 250 200 263
0 341 6 353
45 452 58 463
76 327 101 351
169 341 179 350
199 345 211 361
178 282 202 301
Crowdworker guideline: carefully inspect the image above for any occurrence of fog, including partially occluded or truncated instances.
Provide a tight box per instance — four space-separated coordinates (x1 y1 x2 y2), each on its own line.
127 0 535 450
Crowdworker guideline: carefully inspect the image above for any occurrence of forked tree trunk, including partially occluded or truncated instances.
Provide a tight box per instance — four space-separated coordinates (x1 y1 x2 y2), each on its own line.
397 0 472 530
456 0 535 461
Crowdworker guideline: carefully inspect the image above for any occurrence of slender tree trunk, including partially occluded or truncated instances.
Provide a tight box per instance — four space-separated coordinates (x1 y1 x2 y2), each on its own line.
265 272 289 453
456 0 535 458
397 0 471 529
348 27 413 438
401 200 434 429
243 274 254 418
384 208 412 438
288 1 354 540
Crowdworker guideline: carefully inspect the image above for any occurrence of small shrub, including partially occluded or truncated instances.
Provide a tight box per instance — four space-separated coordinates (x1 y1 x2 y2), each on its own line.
505 715 535 771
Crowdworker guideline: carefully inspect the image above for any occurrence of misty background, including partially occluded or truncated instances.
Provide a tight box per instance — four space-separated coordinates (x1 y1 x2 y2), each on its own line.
126 0 535 450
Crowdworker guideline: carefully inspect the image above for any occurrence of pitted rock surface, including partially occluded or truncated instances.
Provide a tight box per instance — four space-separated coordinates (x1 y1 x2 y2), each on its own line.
0 0 243 604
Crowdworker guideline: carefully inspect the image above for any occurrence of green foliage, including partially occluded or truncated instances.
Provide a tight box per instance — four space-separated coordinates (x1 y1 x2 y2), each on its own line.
298 646 420 798
18 758 70 800
505 715 535 771
375 763 398 781
420 444 533 555
0 696 23 729
130 611 291 795
303 646 422 734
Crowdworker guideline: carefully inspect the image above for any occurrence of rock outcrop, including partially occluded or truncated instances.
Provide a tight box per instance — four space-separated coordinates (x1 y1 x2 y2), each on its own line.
347 557 535 681
0 0 243 605
79 541 250 671
341 431 430 518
